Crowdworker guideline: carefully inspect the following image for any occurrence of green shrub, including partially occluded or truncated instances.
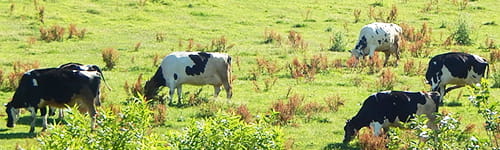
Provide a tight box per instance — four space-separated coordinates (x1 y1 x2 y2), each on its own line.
454 16 473 45
168 112 284 149
328 31 347 52
38 99 164 150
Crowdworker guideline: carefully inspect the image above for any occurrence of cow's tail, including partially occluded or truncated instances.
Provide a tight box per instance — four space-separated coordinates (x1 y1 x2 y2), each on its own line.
486 63 490 79
92 65 112 91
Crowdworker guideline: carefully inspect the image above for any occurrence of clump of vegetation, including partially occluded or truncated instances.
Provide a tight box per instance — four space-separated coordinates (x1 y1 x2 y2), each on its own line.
0 69 4 88
6 61 40 90
358 129 389 150
353 9 361 23
377 68 397 90
155 32 165 42
152 53 162 66
324 95 346 112
168 112 284 149
40 25 65 42
67 24 86 39
483 37 497 50
386 5 398 23
227 104 253 123
271 94 303 125
403 59 426 76
134 42 141 51
368 52 384 73
453 16 473 45
467 79 500 148
38 6 45 24
210 36 235 52
328 31 348 52
102 48 120 70
152 104 167 126
490 50 500 63
124 74 144 98
38 100 163 149
288 30 308 50
187 88 208 106
263 29 282 46
256 57 280 75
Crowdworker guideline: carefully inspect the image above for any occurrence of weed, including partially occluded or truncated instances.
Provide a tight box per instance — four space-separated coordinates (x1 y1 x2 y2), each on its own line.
27 36 37 46
102 48 119 70
386 5 398 23
288 57 316 81
368 6 375 20
40 25 66 42
6 61 40 90
329 31 347 52
263 29 282 46
152 53 162 66
124 74 144 98
187 88 208 106
232 105 253 123
457 0 469 10
155 32 165 42
211 36 234 52
353 9 361 23
0 69 3 88
301 102 323 122
454 16 473 45
38 6 44 24
346 56 358 68
153 104 167 126
368 52 383 73
358 129 388 150
9 3 14 15
333 58 344 68
134 42 141 51
324 95 345 112
467 79 500 148
288 30 308 50
400 23 416 41
256 57 280 75
490 50 500 63
271 94 303 125
377 68 396 90
484 37 497 49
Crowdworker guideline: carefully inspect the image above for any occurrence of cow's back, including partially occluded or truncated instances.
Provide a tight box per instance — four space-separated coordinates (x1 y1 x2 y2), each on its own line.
357 23 402 51
161 52 231 86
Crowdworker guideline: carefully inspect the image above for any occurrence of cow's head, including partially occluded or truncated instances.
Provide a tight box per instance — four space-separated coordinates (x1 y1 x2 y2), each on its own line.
343 119 357 144
5 103 20 128
144 67 166 100
427 91 441 108
350 49 364 60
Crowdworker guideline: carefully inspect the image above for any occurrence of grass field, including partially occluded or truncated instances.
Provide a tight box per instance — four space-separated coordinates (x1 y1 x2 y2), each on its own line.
0 0 499 149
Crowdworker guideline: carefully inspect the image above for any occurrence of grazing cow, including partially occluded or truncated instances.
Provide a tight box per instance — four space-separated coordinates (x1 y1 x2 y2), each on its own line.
350 22 403 66
5 63 104 133
343 91 440 144
425 52 488 99
144 52 232 105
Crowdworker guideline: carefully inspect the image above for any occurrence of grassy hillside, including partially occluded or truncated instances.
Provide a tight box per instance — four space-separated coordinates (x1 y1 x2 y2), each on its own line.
0 0 498 149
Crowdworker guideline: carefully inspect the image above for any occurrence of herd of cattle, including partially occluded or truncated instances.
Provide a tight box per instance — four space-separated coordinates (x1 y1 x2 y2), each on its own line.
3 23 490 144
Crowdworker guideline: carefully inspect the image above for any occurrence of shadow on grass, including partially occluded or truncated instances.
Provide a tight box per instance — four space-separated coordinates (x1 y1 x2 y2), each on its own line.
0 131 36 139
323 142 359 150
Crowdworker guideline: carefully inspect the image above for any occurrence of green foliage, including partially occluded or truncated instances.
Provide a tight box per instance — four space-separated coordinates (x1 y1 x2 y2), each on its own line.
328 31 347 52
168 112 284 149
492 72 500 88
454 16 473 45
467 79 500 148
388 113 484 150
38 100 165 150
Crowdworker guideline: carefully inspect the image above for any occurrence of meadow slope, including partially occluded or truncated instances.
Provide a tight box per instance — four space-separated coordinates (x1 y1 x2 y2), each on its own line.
0 0 498 149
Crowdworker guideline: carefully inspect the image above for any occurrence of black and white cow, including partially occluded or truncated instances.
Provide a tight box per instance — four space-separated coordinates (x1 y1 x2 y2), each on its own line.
343 91 440 144
425 52 489 99
144 52 232 105
5 63 104 133
350 22 403 66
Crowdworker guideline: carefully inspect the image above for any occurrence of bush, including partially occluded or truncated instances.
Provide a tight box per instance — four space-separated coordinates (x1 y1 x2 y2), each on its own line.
168 112 284 149
102 48 120 70
377 68 396 91
328 31 347 52
38 99 164 149
454 16 473 45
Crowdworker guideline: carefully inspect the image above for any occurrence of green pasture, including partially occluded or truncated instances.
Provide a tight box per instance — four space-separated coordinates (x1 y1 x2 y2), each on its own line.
0 0 498 149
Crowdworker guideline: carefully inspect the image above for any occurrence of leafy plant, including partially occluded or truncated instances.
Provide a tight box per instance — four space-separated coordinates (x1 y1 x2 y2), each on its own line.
168 112 284 149
328 31 347 52
102 48 120 70
467 79 500 148
454 16 473 45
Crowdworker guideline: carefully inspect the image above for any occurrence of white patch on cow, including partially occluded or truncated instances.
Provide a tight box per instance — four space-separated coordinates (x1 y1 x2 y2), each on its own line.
432 61 437 65
79 71 100 79
32 79 38 86
472 54 487 63
370 121 383 136
9 107 20 123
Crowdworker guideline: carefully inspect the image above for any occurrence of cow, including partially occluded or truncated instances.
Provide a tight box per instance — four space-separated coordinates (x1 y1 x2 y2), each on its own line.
343 91 440 144
425 52 489 100
5 63 104 133
144 52 232 105
350 22 403 67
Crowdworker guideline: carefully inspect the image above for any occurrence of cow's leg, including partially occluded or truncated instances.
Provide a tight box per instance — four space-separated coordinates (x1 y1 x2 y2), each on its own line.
28 107 37 133
168 88 175 105
88 104 97 130
40 106 48 132
445 85 464 93
383 52 391 67
369 121 383 136
213 85 221 97
176 86 183 105
223 82 232 99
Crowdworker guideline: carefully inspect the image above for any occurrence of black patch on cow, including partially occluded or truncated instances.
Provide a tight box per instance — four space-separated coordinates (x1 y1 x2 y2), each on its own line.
174 73 178 80
384 39 388 43
355 36 368 50
425 52 489 90
185 52 212 76
227 56 232 65
378 40 381 45
375 30 379 34
346 91 429 131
